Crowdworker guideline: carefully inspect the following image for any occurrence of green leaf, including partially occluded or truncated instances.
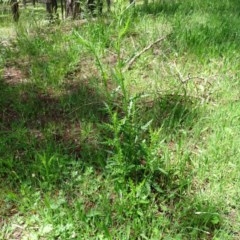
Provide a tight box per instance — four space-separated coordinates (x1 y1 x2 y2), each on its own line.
211 215 220 225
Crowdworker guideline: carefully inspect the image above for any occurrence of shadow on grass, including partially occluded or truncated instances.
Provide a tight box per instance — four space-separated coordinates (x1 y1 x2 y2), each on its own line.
0 58 222 240
164 195 222 239
0 76 107 186
142 93 199 135
0 71 200 165
0 73 201 187
136 0 181 16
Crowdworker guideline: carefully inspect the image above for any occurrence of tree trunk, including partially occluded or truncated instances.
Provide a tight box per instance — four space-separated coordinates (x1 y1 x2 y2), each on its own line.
66 0 80 19
11 0 19 22
46 0 58 20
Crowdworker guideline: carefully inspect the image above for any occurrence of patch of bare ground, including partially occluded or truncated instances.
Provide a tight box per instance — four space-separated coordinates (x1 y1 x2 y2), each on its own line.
10 226 24 240
2 217 27 240
0 200 21 239
0 28 16 43
1 48 109 162
227 209 240 239
102 51 118 67
64 55 101 84
64 47 125 89
3 66 28 85
1 107 20 130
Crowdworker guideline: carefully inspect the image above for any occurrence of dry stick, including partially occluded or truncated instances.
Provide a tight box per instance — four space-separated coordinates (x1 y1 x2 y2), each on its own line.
171 63 208 85
171 63 185 83
182 76 205 83
123 35 168 72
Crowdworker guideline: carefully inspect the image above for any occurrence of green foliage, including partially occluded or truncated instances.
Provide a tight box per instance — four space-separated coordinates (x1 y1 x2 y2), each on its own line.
103 97 168 187
166 0 240 56
1 0 240 239
15 24 81 87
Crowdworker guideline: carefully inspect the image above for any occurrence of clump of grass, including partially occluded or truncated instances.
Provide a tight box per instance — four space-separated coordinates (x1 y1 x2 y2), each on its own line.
14 22 82 88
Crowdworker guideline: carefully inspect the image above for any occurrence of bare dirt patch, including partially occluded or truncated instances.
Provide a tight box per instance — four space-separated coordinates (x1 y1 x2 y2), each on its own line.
3 66 28 85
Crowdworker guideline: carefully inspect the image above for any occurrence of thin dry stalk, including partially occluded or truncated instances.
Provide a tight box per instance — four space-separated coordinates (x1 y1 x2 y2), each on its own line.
123 35 168 72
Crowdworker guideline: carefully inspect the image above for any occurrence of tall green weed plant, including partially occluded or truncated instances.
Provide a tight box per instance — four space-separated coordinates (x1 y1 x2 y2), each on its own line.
103 97 167 187
73 4 189 195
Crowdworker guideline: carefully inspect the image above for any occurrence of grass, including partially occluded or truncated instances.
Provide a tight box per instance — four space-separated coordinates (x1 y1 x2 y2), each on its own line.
1 0 240 239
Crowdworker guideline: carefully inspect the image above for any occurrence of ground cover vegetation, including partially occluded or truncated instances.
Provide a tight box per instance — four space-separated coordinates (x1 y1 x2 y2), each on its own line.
1 0 240 239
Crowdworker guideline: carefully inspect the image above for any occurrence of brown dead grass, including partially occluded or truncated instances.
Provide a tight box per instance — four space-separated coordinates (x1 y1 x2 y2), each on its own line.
3 66 28 85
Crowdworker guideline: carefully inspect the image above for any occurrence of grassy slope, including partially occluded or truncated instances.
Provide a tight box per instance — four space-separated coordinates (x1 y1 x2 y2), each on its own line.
1 0 240 239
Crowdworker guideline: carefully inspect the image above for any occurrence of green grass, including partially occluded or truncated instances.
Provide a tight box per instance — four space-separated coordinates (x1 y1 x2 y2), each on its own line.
1 0 240 239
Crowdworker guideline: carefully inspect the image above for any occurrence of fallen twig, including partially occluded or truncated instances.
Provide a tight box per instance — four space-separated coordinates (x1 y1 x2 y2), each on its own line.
123 35 168 72
181 75 206 84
